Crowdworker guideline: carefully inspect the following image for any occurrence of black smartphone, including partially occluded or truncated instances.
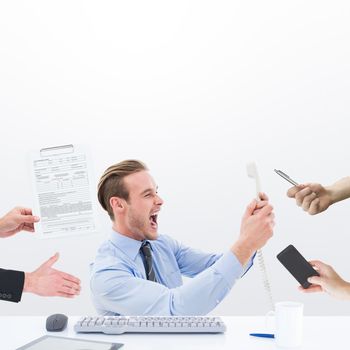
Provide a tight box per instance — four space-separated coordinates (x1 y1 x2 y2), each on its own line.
277 244 319 289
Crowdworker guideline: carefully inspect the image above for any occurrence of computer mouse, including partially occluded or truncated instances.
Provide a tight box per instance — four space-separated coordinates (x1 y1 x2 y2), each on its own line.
46 313 68 332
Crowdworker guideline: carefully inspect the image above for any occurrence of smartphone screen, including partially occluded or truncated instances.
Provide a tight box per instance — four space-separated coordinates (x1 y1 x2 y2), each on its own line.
277 245 319 288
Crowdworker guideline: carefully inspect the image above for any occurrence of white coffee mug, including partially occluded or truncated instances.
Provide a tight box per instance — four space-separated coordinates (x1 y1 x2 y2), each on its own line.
266 301 304 348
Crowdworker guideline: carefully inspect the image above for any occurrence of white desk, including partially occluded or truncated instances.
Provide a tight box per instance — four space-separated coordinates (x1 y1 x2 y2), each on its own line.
1 316 346 349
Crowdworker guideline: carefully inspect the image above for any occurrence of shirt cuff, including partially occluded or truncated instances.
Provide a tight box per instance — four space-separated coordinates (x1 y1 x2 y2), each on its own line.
241 251 256 277
0 270 25 303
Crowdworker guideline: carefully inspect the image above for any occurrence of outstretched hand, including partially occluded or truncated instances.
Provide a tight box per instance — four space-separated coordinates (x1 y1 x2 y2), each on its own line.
24 253 81 298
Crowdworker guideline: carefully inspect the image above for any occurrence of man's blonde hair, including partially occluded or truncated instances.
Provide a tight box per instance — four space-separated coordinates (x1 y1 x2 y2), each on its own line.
97 160 148 220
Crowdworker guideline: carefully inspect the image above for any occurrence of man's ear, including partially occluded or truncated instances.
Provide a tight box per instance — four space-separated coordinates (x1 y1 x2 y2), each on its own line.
110 197 125 213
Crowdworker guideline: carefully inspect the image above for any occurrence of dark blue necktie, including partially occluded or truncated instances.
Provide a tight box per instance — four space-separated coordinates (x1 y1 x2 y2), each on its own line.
140 241 157 282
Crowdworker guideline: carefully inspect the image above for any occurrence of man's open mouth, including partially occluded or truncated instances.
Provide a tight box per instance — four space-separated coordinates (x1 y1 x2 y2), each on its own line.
149 213 158 228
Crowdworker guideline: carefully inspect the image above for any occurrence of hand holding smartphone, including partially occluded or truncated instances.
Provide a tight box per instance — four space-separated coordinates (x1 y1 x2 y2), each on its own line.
277 245 319 289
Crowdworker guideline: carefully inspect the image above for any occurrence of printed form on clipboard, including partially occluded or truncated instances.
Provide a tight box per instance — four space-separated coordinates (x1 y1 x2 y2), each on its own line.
30 144 99 238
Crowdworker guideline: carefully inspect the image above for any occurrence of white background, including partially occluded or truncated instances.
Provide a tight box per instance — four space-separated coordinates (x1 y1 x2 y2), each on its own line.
0 1 349 316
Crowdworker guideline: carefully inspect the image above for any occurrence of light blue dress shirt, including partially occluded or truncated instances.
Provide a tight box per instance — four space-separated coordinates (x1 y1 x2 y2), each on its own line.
90 231 254 316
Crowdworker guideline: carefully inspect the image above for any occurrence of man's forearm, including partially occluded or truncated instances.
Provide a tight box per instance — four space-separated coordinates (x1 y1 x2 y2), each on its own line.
328 177 350 205
0 217 6 236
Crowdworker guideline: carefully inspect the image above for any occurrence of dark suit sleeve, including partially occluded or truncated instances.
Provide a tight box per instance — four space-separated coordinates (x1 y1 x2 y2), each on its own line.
0 268 25 302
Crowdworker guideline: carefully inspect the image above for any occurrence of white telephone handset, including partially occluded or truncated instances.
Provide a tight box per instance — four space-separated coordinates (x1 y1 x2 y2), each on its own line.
246 162 274 311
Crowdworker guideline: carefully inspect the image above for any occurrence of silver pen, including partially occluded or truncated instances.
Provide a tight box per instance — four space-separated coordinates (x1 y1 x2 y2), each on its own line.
274 169 299 186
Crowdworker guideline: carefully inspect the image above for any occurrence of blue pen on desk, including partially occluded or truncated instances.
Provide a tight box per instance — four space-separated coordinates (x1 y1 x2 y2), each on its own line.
250 333 275 339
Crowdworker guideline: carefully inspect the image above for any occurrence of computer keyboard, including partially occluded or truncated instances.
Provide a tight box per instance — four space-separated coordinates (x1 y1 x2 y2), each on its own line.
74 316 226 334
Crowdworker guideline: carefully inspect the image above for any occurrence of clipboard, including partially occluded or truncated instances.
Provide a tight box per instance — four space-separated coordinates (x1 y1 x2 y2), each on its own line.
29 144 99 238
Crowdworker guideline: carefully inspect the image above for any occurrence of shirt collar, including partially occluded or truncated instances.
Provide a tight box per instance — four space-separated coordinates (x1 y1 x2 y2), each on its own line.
109 230 144 261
